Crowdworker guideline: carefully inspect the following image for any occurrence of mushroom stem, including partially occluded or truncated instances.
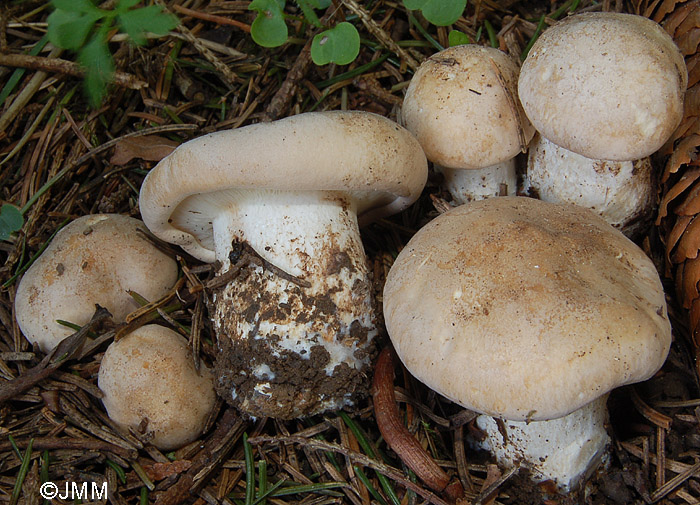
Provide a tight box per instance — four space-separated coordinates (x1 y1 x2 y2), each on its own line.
474 395 611 490
209 190 377 419
437 159 517 204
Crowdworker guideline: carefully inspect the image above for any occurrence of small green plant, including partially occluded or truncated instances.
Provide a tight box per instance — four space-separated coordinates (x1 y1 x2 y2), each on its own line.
249 0 467 65
47 0 178 106
0 204 23 242
403 0 468 26
249 0 360 65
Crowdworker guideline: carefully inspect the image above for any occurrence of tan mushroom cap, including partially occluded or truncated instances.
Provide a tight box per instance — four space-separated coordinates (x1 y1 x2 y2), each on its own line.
401 44 534 169
98 324 216 450
139 111 428 263
518 12 687 161
383 197 671 421
14 215 178 352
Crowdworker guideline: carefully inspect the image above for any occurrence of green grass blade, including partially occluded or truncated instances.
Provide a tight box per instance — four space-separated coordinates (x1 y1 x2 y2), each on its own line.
244 433 256 505
354 466 389 505
10 438 33 505
339 412 400 505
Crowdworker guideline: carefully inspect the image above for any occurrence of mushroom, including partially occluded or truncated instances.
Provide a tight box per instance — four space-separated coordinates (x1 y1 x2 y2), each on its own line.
138 110 427 419
14 214 178 352
517 13 686 237
401 44 535 204
98 324 216 450
524 134 656 238
518 12 687 161
382 196 671 489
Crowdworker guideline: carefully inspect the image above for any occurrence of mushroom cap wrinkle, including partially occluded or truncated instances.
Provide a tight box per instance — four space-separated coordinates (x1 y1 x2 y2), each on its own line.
383 196 671 421
518 12 687 161
401 44 534 170
98 324 216 450
14 214 178 352
139 110 428 263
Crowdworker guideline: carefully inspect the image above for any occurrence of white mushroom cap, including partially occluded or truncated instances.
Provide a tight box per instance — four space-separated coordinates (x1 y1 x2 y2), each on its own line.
518 12 687 161
383 196 671 422
14 214 178 352
401 44 535 170
525 134 656 237
138 110 427 263
98 324 216 450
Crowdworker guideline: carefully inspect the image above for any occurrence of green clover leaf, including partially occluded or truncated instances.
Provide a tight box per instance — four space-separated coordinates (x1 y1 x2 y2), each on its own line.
47 8 102 50
448 30 471 46
403 0 467 26
117 5 178 45
311 22 360 66
249 0 288 48
0 204 24 242
115 0 141 11
52 0 102 14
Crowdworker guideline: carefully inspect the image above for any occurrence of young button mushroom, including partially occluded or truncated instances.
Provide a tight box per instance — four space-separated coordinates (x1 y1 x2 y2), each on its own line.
401 44 534 204
138 111 427 420
98 324 216 450
524 134 656 238
14 214 178 352
518 12 687 162
383 196 671 490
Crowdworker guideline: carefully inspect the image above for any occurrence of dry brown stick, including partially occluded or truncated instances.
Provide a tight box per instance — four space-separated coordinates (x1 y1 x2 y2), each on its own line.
265 34 314 120
0 437 137 460
0 307 111 404
631 387 673 429
372 347 465 503
650 461 700 502
0 46 62 135
154 0 240 89
341 0 420 70
172 4 251 33
0 53 148 89
248 433 453 505
154 409 244 505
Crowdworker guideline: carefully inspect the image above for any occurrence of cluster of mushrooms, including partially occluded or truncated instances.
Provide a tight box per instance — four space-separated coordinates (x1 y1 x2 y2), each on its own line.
12 9 688 497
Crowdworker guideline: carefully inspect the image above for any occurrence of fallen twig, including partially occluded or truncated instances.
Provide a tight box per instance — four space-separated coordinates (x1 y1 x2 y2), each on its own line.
0 53 148 89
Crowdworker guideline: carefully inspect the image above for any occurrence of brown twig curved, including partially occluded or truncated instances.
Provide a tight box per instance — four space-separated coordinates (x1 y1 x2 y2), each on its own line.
372 346 465 503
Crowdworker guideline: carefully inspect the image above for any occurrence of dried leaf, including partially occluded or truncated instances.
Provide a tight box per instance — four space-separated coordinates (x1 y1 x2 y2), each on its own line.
676 1 700 39
109 135 179 165
658 167 700 222
668 114 700 148
676 27 700 55
652 0 684 23
666 215 691 272
688 53 700 87
136 460 193 481
662 0 699 37
685 84 700 122
662 134 700 181
675 176 700 215
680 254 700 308
672 215 700 262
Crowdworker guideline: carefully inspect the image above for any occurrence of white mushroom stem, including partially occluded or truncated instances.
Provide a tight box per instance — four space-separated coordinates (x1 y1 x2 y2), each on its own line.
475 395 611 490
210 190 377 419
525 134 655 238
437 158 517 205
